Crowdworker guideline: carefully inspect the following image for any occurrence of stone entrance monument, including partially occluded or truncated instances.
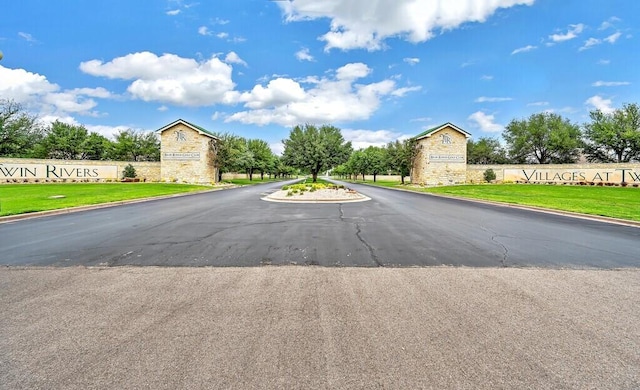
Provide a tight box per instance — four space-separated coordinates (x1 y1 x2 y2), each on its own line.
156 119 219 184
411 122 471 186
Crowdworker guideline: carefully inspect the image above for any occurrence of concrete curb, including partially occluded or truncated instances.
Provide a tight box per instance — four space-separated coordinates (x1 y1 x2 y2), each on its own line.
0 185 238 224
340 181 640 228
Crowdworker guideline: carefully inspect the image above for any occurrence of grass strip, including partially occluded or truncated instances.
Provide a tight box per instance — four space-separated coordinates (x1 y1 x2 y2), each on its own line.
339 179 640 222
222 177 289 186
0 183 210 217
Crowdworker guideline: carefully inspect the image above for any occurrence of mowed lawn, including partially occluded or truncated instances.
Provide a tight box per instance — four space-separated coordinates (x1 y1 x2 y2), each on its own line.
342 180 640 222
0 183 211 217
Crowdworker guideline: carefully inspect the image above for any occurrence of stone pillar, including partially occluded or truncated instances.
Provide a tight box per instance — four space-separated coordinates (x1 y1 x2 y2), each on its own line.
157 119 218 184
411 123 470 186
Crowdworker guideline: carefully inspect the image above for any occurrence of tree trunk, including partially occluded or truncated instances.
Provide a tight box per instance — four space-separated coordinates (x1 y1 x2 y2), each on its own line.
261 171 264 180
312 171 318 183
249 168 253 181
362 173 365 181
401 175 405 185
373 173 377 182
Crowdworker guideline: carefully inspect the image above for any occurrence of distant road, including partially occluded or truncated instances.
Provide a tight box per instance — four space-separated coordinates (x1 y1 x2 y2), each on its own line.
0 180 638 267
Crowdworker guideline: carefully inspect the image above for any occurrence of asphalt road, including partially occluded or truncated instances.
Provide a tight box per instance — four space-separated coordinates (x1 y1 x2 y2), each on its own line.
0 180 638 267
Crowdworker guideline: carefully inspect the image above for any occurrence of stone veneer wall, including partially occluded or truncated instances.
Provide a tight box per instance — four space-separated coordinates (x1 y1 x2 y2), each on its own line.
0 158 160 184
411 127 467 186
467 163 640 184
159 123 217 184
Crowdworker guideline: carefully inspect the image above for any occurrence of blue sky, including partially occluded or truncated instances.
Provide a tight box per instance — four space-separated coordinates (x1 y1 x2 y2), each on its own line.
1 0 638 153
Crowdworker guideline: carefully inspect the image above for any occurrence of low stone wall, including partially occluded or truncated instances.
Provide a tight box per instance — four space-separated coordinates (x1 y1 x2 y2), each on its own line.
467 163 640 186
0 158 161 183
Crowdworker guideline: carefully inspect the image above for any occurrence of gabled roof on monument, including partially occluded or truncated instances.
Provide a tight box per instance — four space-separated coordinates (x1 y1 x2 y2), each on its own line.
156 119 219 140
413 122 471 140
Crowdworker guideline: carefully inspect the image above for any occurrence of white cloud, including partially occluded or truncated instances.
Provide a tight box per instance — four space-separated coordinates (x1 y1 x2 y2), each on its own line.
295 48 314 62
198 26 212 36
475 96 512 103
85 124 135 139
269 142 285 156
527 101 549 107
549 23 585 42
604 32 622 44
216 32 229 39
592 81 630 87
224 51 247 67
585 95 615 114
391 86 421 97
80 51 236 106
481 75 494 81
278 0 535 51
468 111 503 133
0 65 112 118
579 37 601 51
598 17 620 31
580 32 621 51
511 45 537 55
342 129 408 149
410 117 432 123
226 63 409 126
166 9 181 16
598 59 611 65
403 57 420 66
18 32 37 43
158 105 168 111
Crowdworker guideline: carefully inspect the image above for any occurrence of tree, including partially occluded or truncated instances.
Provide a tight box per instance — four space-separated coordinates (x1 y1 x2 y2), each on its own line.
347 150 367 180
467 137 508 164
0 100 44 157
503 112 582 164
38 121 89 159
110 129 160 161
213 133 246 181
583 103 640 163
247 139 274 180
81 132 112 160
363 146 387 182
385 139 415 184
282 124 352 182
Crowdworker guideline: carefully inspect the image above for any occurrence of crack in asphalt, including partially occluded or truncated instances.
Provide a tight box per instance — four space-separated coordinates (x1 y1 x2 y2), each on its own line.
480 226 509 267
339 204 383 267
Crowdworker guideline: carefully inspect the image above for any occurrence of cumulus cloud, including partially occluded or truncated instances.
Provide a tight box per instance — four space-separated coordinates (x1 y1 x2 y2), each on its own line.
0 65 112 118
580 31 622 51
277 0 534 51
549 23 585 42
342 129 409 149
166 9 181 16
468 111 503 133
198 26 212 36
80 51 236 106
604 32 622 44
226 63 413 126
481 75 494 81
295 48 314 62
475 96 512 103
225 51 247 67
511 45 537 55
592 81 630 87
585 95 615 114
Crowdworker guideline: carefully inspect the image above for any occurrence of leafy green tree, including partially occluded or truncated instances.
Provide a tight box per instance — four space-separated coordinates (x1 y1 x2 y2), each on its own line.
467 137 508 164
362 146 387 182
213 133 245 181
110 129 160 161
583 103 640 163
347 150 368 180
38 121 89 159
81 132 112 160
385 139 415 184
247 138 274 180
282 124 352 182
0 100 44 157
503 112 582 164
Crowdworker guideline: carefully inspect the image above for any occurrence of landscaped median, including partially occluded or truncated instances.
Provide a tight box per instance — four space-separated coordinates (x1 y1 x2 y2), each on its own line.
0 183 217 217
263 178 369 203
338 179 640 222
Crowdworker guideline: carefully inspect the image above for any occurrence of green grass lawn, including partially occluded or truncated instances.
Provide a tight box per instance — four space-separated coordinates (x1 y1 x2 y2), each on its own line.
338 178 640 222
0 183 211 217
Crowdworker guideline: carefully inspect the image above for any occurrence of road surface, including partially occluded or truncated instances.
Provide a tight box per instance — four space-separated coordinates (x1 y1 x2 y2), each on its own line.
0 180 638 267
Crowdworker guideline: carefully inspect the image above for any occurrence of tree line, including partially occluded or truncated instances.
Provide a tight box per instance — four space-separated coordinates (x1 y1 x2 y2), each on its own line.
1 100 160 161
469 103 640 164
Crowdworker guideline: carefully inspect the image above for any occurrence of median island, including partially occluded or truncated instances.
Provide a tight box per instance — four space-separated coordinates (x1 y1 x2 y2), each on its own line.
263 181 369 203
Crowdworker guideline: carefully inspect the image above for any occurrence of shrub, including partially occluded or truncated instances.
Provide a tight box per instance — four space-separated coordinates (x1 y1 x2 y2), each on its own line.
483 168 496 183
123 164 137 179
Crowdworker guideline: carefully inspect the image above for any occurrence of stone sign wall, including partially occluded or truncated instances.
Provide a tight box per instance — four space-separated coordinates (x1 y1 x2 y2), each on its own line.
411 124 469 186
467 163 640 186
157 120 218 184
0 158 160 183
